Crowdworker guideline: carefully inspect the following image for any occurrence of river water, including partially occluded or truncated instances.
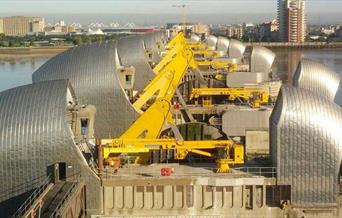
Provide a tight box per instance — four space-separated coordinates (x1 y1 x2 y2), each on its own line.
272 48 342 105
0 48 342 104
0 56 54 92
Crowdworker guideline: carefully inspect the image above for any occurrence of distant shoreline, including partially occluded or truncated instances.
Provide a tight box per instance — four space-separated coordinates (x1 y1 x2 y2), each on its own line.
0 46 72 59
1 42 342 60
246 42 342 49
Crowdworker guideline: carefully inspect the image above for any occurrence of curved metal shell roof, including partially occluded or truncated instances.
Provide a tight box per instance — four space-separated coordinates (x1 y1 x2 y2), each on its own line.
141 32 165 63
216 37 230 53
228 39 246 60
293 59 341 101
0 80 101 212
32 41 139 138
270 85 342 207
190 34 201 42
117 35 156 90
143 31 166 53
206 35 218 50
250 46 275 73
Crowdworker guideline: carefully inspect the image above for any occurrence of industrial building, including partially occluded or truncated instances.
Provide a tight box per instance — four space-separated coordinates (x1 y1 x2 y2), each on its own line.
0 31 341 218
0 16 45 36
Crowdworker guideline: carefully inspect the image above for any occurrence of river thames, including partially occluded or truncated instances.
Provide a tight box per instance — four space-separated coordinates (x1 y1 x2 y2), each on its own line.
0 48 341 104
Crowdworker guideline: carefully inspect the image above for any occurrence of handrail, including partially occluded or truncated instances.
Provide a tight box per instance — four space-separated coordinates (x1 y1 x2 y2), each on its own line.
0 175 48 201
98 166 277 179
233 167 277 178
49 180 79 218
11 176 52 218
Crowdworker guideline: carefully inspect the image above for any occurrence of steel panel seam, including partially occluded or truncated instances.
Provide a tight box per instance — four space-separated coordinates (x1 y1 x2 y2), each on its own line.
270 85 342 207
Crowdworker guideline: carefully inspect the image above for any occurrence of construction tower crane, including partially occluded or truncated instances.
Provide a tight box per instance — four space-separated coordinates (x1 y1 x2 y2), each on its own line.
159 6 237 74
172 4 188 33
99 33 244 173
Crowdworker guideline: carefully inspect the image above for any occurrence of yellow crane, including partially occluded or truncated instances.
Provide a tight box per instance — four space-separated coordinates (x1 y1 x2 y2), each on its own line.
101 98 244 172
195 59 238 73
189 87 270 108
187 38 238 73
100 33 244 173
160 33 237 75
133 33 194 113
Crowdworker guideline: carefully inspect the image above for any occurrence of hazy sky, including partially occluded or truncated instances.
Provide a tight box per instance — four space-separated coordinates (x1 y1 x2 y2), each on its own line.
0 0 341 24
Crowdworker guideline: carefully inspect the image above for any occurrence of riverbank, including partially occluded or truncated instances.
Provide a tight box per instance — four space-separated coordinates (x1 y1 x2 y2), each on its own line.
246 42 342 49
0 46 71 59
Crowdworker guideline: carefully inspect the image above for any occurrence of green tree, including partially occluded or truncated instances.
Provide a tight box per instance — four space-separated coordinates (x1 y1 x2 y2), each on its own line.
0 41 9 47
81 35 91 44
73 36 82 46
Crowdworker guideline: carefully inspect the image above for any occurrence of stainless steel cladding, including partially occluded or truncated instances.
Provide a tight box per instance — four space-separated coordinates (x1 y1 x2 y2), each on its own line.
141 32 166 63
118 35 156 90
228 39 246 60
206 35 218 50
293 59 341 101
250 46 275 73
190 34 201 42
0 80 101 211
222 110 271 136
216 37 230 53
270 85 342 207
226 72 269 87
32 42 139 139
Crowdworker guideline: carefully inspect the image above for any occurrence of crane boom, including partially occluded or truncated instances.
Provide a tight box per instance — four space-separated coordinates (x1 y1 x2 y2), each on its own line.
100 33 245 172
133 39 196 112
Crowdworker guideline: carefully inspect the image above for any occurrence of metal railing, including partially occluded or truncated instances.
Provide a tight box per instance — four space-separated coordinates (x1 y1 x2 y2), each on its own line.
233 167 276 178
98 166 277 179
49 180 79 218
0 175 48 201
11 176 52 218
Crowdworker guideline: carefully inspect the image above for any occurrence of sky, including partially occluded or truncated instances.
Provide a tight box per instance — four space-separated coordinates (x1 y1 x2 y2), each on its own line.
0 0 341 25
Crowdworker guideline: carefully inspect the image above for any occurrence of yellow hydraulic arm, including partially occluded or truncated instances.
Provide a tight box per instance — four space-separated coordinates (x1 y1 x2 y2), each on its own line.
187 38 237 73
190 87 270 108
156 33 237 76
152 33 187 74
165 32 187 50
186 38 222 59
187 41 207 50
101 98 244 172
133 33 196 113
100 33 244 172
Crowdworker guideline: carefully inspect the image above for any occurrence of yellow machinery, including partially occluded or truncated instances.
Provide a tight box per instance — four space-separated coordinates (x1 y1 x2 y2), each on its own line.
165 34 237 74
133 33 194 113
190 87 270 108
195 59 237 73
190 44 218 58
100 33 244 173
101 98 244 172
188 42 237 73
186 40 219 58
